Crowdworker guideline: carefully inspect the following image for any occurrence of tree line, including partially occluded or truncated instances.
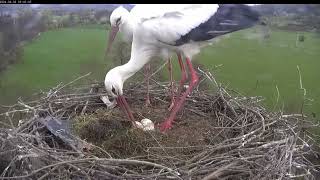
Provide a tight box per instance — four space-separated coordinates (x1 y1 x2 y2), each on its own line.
254 4 320 32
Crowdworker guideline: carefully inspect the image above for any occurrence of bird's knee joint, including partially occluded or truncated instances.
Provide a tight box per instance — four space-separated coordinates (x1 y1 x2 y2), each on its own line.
191 76 199 85
191 79 199 85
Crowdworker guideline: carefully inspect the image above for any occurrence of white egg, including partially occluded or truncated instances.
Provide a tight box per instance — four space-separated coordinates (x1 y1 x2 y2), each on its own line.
140 118 155 131
134 119 154 131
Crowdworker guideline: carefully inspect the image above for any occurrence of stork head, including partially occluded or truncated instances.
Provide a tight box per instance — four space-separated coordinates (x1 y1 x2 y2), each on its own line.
107 6 130 53
104 67 124 98
104 66 135 122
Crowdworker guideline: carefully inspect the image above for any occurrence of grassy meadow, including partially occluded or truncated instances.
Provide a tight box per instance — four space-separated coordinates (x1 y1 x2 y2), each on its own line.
0 25 319 121
0 26 111 106
167 28 320 117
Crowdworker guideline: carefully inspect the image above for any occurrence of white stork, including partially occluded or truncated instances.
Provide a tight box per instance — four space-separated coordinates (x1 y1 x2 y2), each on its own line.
107 6 178 109
104 4 261 132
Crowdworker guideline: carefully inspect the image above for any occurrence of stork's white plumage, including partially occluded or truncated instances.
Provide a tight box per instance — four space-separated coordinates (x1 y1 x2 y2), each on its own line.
107 6 177 109
105 4 261 132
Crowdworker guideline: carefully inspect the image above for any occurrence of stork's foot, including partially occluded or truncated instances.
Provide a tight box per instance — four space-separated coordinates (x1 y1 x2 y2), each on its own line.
159 120 173 132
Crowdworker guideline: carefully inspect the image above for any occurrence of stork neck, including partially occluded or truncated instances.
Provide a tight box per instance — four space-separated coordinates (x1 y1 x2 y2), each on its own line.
118 51 151 82
118 60 142 82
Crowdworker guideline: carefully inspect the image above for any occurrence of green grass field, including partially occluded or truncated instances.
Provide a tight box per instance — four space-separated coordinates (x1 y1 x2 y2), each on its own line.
166 28 320 117
0 26 319 120
0 26 112 105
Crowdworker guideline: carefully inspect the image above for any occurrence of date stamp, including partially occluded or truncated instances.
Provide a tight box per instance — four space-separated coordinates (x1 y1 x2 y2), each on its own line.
0 0 32 3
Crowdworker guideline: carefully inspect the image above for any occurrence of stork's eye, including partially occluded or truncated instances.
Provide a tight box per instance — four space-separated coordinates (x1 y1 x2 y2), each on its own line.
111 86 116 95
116 17 121 25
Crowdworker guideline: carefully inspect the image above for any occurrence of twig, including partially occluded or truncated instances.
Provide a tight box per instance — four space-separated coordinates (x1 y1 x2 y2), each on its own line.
81 88 93 115
202 162 236 180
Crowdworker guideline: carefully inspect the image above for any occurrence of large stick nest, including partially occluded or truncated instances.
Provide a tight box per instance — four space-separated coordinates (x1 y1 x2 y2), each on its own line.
0 69 319 180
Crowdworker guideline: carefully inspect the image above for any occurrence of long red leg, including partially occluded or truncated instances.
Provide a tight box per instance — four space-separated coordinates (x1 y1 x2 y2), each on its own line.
176 53 188 101
144 63 151 106
167 57 175 110
160 57 199 132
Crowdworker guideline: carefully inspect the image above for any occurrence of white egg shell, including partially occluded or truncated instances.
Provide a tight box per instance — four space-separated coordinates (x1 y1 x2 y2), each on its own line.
134 119 154 131
100 96 116 109
140 118 155 131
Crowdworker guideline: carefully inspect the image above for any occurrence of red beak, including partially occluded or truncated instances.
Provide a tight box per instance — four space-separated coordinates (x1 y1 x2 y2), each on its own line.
116 95 136 123
106 25 119 54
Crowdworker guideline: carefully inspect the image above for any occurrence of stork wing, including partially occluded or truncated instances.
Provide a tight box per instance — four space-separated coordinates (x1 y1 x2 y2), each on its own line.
130 4 219 45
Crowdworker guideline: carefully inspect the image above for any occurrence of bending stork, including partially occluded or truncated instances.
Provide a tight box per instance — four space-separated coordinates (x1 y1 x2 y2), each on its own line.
107 6 178 109
104 4 261 132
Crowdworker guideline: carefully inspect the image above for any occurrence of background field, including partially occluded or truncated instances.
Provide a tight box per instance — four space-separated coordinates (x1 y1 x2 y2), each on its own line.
0 26 319 120
0 26 111 106
180 28 320 116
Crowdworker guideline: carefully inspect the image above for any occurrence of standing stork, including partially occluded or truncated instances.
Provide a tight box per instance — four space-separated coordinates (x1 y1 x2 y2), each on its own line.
104 4 261 132
106 6 179 109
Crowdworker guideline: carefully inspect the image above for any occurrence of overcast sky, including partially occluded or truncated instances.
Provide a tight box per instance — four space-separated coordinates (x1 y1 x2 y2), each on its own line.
30 4 40 8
